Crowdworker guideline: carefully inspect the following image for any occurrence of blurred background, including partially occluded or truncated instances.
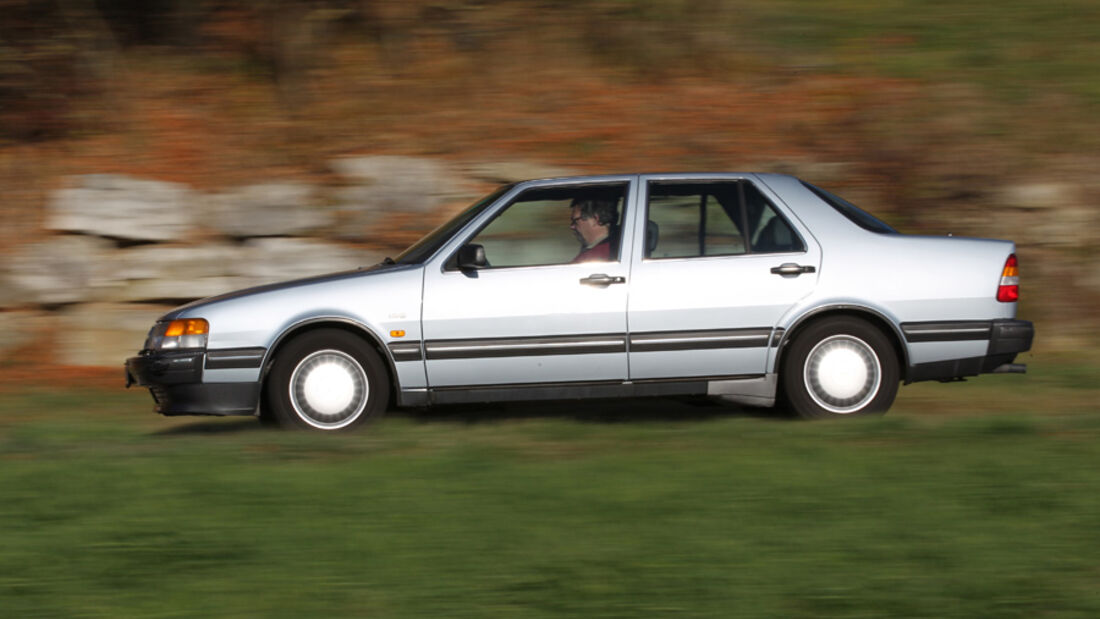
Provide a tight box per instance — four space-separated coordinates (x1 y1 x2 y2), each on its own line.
2 4 1099 616
1 0 1097 365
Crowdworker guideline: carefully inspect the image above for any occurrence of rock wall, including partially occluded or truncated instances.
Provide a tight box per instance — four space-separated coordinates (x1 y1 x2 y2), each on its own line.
1 156 1093 366
0 157 575 366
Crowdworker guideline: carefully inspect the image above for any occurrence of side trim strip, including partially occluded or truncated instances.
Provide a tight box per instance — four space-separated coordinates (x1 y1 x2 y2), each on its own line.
431 379 623 392
423 328 777 361
425 334 626 360
632 373 763 384
901 321 993 343
204 347 266 370
629 328 772 352
388 341 424 362
769 328 785 348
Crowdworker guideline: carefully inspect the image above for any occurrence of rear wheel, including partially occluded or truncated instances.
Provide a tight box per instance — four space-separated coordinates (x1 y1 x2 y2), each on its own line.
265 329 388 431
781 317 899 419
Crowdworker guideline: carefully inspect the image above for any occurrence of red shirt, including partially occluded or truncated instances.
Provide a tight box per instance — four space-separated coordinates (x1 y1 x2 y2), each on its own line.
572 238 612 263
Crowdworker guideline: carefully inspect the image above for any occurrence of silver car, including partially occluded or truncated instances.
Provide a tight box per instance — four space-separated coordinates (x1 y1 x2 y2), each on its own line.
125 173 1034 430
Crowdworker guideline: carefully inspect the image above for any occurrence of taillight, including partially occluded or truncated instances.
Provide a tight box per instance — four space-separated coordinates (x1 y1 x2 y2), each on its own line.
997 254 1019 302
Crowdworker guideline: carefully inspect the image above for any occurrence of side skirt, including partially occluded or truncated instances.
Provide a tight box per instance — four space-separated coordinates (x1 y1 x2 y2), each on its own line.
398 375 769 407
706 374 777 407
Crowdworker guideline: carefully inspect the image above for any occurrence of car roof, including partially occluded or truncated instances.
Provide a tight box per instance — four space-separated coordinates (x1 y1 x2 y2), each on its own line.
515 172 791 183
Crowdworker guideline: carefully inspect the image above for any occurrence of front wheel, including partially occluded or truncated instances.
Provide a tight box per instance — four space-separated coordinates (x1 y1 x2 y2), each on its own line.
265 329 389 431
780 317 899 419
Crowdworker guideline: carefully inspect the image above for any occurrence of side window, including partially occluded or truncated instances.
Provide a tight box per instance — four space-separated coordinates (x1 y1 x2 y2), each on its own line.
454 183 627 269
744 182 805 254
646 184 745 258
645 181 803 259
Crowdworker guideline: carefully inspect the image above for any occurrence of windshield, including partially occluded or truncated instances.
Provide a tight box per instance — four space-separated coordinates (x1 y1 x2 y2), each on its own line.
394 184 515 264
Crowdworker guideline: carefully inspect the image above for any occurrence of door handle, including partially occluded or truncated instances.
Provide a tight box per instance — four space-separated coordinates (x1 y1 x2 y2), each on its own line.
770 263 816 276
580 273 626 286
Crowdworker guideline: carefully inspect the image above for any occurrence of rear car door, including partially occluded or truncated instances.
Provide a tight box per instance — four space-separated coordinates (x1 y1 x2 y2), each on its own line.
626 175 821 380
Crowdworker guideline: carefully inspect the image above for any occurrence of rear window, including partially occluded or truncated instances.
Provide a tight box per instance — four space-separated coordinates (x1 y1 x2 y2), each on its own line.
802 182 897 234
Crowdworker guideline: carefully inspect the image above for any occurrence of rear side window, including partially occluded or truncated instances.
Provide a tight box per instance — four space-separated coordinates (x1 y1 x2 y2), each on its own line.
646 183 746 258
645 180 805 259
802 181 897 234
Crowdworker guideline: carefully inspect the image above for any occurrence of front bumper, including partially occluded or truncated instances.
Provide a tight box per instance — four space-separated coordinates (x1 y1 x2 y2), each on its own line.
907 319 1035 383
125 350 260 416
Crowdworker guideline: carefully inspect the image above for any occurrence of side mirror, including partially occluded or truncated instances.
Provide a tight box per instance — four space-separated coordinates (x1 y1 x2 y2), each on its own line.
457 243 487 270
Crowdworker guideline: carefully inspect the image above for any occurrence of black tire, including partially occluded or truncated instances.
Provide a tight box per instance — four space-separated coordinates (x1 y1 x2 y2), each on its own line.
780 317 899 419
265 329 389 431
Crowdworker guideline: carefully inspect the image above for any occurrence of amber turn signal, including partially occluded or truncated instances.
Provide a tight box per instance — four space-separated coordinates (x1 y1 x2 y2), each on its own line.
164 319 210 337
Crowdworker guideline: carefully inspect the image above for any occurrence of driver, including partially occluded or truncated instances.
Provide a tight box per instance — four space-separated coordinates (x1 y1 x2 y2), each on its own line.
569 198 618 263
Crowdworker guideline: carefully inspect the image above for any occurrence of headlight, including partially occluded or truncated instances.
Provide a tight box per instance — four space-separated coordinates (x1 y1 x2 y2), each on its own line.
145 319 209 350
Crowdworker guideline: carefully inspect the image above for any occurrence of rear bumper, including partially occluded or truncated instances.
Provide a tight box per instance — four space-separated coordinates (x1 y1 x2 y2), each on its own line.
906 319 1034 383
986 319 1034 357
125 351 260 416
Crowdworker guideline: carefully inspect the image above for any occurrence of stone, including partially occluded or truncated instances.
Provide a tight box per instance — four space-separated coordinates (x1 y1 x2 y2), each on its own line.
0 272 21 309
3 235 113 306
329 156 462 213
206 182 332 238
47 174 198 241
100 244 252 303
328 156 472 239
56 303 173 366
0 311 52 359
330 185 387 235
237 238 383 285
1032 206 1098 248
463 161 580 184
1081 262 1100 297
1000 183 1078 210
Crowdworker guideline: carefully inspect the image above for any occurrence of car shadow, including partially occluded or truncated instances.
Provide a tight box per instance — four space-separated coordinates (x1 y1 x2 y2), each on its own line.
150 417 271 436
400 396 785 425
150 397 786 436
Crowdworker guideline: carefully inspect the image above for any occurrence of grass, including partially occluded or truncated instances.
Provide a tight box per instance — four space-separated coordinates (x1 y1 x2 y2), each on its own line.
743 0 1100 105
572 0 1100 112
1 357 1098 617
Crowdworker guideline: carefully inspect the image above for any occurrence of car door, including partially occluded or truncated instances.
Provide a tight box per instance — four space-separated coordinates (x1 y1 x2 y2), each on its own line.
421 177 638 388
626 175 821 380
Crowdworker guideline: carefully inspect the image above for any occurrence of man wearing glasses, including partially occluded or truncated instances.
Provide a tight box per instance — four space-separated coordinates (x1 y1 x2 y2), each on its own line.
569 198 619 263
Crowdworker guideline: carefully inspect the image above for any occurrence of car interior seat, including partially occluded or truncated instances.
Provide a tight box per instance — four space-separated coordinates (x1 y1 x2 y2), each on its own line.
753 217 796 253
645 220 660 257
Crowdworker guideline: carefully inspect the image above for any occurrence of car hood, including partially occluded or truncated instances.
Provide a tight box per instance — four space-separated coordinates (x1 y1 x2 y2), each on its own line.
160 262 419 321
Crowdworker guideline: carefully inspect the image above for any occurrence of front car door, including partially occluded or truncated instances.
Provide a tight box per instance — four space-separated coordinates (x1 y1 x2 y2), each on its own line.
421 177 638 394
626 174 821 380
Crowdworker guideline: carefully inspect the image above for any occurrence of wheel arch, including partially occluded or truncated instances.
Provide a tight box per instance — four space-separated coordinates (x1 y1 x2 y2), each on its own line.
260 318 399 401
775 305 908 376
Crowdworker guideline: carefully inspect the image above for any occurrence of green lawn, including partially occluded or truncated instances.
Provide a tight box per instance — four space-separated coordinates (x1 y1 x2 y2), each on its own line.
598 0 1100 107
747 0 1100 105
1 357 1098 617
